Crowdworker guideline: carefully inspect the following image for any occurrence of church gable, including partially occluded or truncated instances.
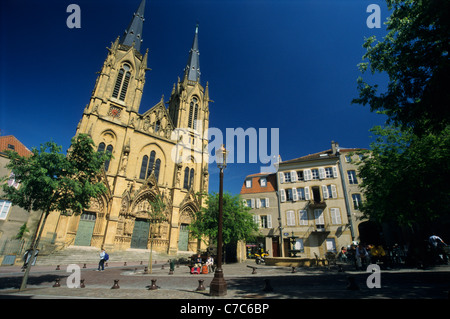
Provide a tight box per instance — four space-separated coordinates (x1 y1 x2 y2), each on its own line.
139 98 175 139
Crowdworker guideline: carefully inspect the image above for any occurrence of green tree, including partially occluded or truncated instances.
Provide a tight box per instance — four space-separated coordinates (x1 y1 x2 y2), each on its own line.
353 0 450 135
190 192 258 246
358 125 450 228
2 134 111 290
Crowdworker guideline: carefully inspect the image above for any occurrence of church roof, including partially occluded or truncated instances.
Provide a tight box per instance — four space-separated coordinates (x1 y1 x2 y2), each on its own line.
183 25 201 82
119 0 146 52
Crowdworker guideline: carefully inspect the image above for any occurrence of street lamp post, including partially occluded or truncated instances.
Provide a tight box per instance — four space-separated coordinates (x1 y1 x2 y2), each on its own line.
210 144 228 296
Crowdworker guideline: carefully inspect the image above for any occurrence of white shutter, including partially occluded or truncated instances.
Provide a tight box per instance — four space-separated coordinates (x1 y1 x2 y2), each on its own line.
299 210 308 225
314 209 324 225
304 169 312 181
322 185 329 199
304 187 310 200
292 188 298 201
319 167 326 179
267 215 272 228
330 208 341 224
256 198 261 209
251 198 255 208
331 185 337 198
333 166 338 178
253 215 261 228
290 170 297 182
265 198 270 208
280 189 286 202
279 172 285 184
287 210 295 226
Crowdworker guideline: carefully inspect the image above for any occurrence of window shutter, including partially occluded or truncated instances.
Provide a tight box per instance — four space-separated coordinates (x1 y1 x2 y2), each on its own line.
280 189 286 202
267 215 272 228
290 170 298 182
304 187 310 200
253 215 260 228
299 210 308 225
251 198 255 208
331 208 341 224
319 167 326 179
265 198 270 208
333 166 338 178
304 169 312 181
331 185 337 198
256 199 261 209
322 185 329 199
279 172 285 184
314 209 324 225
287 211 295 226
292 188 298 201
243 199 247 207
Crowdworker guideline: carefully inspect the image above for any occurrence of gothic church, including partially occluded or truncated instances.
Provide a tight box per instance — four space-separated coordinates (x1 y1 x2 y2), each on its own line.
41 0 210 254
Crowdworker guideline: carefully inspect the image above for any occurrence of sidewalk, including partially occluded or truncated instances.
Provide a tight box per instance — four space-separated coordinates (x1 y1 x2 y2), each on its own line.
0 260 449 299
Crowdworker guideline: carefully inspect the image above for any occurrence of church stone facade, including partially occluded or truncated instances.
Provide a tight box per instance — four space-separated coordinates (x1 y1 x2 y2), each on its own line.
41 0 210 254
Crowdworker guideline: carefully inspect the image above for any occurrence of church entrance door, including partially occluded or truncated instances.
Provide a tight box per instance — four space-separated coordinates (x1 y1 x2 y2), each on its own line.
74 212 96 246
131 218 150 249
178 224 189 251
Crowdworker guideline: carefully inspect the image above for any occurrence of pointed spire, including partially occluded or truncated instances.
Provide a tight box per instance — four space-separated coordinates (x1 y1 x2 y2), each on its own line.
120 0 146 52
184 24 201 82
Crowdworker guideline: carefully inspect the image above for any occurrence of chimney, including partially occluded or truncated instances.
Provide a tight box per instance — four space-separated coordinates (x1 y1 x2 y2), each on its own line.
331 141 339 155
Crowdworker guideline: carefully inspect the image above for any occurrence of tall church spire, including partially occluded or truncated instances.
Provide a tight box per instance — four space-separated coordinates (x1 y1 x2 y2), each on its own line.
120 0 146 52
184 24 201 82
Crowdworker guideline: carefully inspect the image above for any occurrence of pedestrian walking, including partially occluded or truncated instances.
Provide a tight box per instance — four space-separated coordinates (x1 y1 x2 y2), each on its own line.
97 249 109 271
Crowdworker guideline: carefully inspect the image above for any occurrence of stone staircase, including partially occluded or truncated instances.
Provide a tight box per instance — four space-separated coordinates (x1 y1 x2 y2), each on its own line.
35 246 195 266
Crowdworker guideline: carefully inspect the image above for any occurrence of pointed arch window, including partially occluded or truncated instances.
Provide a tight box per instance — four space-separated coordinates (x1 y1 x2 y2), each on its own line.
97 142 113 171
140 150 161 182
188 97 199 129
183 167 195 190
112 64 131 101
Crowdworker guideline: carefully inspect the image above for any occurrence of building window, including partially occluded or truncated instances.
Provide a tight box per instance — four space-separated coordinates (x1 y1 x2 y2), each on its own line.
286 188 293 201
246 199 252 208
299 210 308 226
183 167 195 190
260 215 272 228
284 172 291 183
112 64 131 101
97 142 113 171
188 97 199 129
245 179 252 188
139 150 160 181
297 170 304 181
7 144 15 150
0 200 12 220
330 208 342 224
345 155 352 163
325 167 334 178
326 238 336 252
314 209 325 230
311 169 319 180
347 170 358 184
297 188 306 200
286 210 295 226
260 177 267 187
352 194 362 209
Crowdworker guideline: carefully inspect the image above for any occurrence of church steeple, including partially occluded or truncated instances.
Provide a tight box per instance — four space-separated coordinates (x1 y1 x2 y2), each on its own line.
119 0 146 52
183 24 201 82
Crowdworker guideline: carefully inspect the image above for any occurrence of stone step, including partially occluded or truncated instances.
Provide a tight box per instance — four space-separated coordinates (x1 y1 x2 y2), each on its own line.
35 246 195 266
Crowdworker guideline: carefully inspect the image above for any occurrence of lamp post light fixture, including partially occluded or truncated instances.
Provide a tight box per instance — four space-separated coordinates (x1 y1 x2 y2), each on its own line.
210 144 228 296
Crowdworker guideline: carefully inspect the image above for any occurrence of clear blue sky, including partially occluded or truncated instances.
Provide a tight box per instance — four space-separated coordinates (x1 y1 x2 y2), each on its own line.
1 0 389 195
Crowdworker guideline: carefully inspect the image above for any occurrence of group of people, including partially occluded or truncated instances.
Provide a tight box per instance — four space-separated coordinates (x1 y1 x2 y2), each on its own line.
338 234 448 270
191 253 214 274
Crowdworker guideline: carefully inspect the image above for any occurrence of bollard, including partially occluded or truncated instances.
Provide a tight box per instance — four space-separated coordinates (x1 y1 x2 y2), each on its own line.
52 278 61 287
124 262 127 266
80 279 85 288
246 265 257 274
144 266 148 274
263 279 273 292
291 266 296 273
196 279 206 291
149 279 158 290
140 261 143 265
161 264 165 270
169 269 174 275
55 265 60 270
111 280 120 289
83 263 87 269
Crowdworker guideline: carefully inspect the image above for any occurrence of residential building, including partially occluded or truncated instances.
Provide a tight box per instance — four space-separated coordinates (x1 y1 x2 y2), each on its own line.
276 141 366 258
240 173 280 257
38 0 210 254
